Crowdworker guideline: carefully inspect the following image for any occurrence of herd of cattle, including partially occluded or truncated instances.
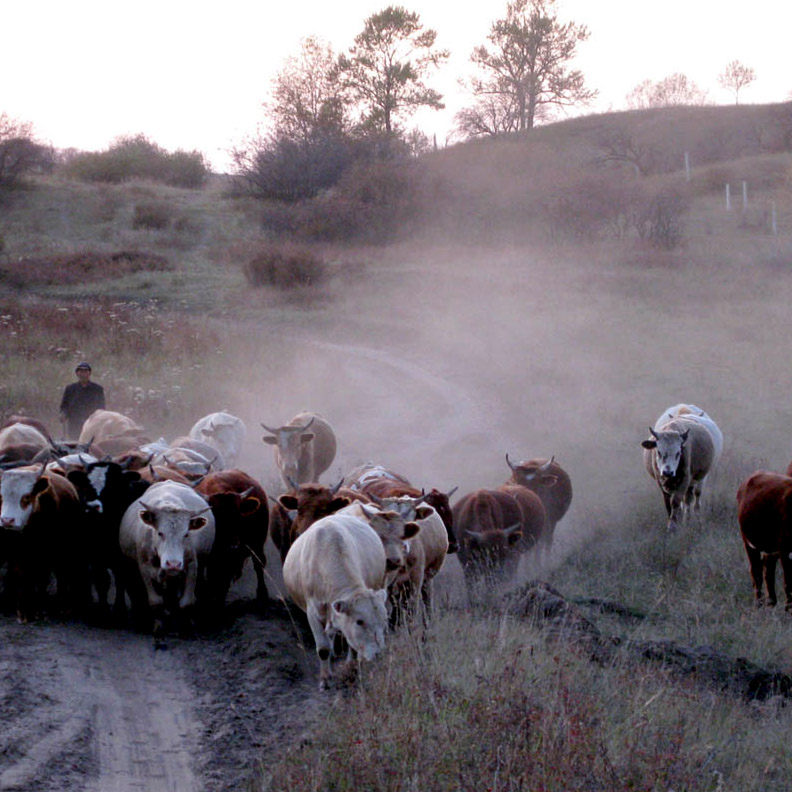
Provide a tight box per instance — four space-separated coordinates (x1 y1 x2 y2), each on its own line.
0 401 790 686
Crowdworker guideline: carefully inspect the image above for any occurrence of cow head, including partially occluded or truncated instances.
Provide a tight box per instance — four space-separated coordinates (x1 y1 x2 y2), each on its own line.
330 588 388 661
262 418 315 486
505 455 558 489
355 503 421 582
278 480 349 539
138 501 210 576
642 427 690 479
0 464 50 531
460 522 523 580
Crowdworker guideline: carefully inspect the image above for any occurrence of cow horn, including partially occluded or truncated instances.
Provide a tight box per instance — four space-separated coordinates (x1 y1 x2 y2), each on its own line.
505 453 517 471
36 461 48 480
191 505 212 518
286 475 300 492
649 427 659 439
260 422 280 435
411 489 429 506
368 492 384 506
300 416 315 431
190 475 207 488
240 485 256 499
446 485 459 498
330 477 344 495
538 456 555 474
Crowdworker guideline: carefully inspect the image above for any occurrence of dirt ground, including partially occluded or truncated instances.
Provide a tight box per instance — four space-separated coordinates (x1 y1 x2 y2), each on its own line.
2 243 792 791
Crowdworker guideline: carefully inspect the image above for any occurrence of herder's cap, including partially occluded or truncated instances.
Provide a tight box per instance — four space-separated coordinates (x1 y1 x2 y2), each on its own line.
75 362 92 372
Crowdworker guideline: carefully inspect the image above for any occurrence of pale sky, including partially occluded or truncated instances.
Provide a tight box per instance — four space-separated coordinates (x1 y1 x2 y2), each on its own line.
2 0 790 171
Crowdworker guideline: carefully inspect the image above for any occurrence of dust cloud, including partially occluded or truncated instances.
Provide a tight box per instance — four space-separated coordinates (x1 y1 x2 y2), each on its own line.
189 239 792 572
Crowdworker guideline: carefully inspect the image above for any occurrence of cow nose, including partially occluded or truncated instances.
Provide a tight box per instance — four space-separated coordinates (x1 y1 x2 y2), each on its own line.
385 559 399 571
164 560 183 572
1 517 15 529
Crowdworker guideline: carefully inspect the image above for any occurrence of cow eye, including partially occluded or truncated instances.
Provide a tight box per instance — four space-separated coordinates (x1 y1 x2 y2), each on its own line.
158 532 166 540
356 619 365 627
20 495 31 508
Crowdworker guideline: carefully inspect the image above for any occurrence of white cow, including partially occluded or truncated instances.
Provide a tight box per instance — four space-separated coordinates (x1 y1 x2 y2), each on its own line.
0 423 50 454
119 480 215 636
654 403 723 462
283 512 389 689
189 411 246 469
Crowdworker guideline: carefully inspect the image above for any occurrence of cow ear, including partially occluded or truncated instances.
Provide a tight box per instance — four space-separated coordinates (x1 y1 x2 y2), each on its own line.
538 474 558 488
279 494 298 510
139 509 156 526
262 436 278 446
641 440 656 449
376 589 387 605
31 477 50 497
332 599 351 616
240 497 261 516
415 505 434 521
331 496 351 511
299 433 314 444
403 522 421 539
189 516 207 531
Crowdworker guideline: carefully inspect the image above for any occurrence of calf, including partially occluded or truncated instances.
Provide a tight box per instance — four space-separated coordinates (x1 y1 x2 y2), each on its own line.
283 512 388 689
736 470 792 609
195 470 269 609
118 480 215 636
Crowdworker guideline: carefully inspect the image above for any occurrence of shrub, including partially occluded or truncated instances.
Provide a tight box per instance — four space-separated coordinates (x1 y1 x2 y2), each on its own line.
242 243 326 288
132 202 173 230
635 188 689 250
0 114 50 191
62 134 210 187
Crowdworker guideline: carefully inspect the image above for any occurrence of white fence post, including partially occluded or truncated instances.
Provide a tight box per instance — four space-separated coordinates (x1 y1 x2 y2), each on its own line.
726 184 731 210
742 181 748 212
685 152 690 182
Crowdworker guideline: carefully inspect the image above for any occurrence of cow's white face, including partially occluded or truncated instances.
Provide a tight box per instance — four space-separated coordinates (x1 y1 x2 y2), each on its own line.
644 430 688 479
0 469 42 531
139 504 208 575
330 589 388 661
362 507 421 580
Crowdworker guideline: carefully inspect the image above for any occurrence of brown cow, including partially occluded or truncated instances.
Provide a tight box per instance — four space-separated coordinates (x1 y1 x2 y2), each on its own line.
196 470 269 609
262 412 336 490
452 489 525 584
736 470 792 609
504 455 571 556
0 464 86 621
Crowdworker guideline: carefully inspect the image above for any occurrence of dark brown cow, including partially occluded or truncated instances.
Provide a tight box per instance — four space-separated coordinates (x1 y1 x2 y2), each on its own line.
736 470 792 609
0 465 86 621
196 470 269 609
498 484 546 553
261 412 336 490
504 455 572 556
452 489 525 584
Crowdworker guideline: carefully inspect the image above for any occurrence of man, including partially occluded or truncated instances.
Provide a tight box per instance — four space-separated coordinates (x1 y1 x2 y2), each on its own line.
59 362 106 439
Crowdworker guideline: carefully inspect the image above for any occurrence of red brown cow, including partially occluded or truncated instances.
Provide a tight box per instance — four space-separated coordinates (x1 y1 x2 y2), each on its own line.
0 464 87 621
452 489 526 584
504 455 572 556
736 470 792 609
261 412 336 490
196 470 269 610
273 480 359 564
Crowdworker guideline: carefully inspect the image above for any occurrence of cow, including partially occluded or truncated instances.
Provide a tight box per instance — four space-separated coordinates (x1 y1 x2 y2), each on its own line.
338 501 424 589
736 471 792 609
282 511 389 689
453 489 526 585
274 480 353 563
0 423 50 455
189 412 246 469
118 480 215 636
65 459 150 621
641 411 718 532
170 436 226 471
345 463 412 493
0 464 86 622
0 415 52 442
498 484 546 554
195 470 269 610
654 404 724 461
504 455 572 557
262 412 337 490
374 494 449 626
79 409 150 452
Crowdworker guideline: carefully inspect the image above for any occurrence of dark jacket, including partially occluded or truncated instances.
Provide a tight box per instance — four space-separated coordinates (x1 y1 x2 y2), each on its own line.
60 381 106 439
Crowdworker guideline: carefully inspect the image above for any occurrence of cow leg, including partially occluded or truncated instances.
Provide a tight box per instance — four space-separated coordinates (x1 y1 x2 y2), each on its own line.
666 493 684 532
251 553 270 607
780 550 792 612
763 553 778 608
307 604 332 689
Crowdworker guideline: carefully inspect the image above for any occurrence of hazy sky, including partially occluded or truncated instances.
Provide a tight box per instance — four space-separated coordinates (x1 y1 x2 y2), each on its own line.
3 0 790 171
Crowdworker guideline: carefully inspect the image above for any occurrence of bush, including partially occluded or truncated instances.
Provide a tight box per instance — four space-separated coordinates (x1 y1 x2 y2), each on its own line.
635 188 689 250
0 114 50 191
242 243 326 288
62 134 210 187
132 202 173 230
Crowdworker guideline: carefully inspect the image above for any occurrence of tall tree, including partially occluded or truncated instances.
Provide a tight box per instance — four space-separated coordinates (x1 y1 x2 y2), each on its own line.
268 36 347 143
459 0 596 137
718 60 756 105
337 6 449 142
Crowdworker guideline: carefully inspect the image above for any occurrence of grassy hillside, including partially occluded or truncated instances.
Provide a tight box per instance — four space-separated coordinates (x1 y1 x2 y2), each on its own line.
2 102 792 790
